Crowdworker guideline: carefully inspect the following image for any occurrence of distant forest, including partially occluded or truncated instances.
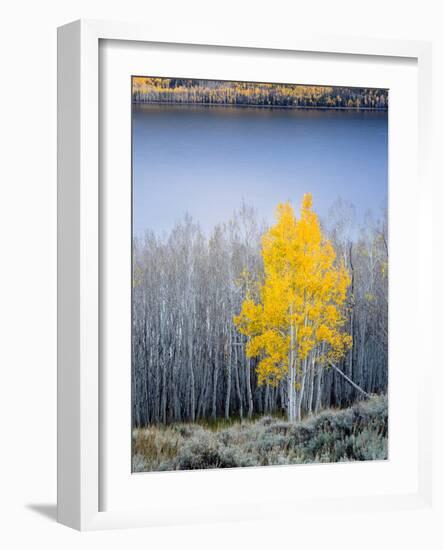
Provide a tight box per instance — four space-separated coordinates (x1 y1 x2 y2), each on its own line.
132 77 388 110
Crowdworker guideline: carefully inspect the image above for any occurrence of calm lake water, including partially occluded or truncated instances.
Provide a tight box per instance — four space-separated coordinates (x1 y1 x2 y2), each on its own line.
132 104 388 237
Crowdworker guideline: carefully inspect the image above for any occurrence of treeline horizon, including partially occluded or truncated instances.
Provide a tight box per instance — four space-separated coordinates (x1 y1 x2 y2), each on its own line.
132 77 388 110
132 200 388 427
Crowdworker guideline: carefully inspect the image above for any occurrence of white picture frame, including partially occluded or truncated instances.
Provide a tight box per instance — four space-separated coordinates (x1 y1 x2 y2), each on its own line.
57 19 434 531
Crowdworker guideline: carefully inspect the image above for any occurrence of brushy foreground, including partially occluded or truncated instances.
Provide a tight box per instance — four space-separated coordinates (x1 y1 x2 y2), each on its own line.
132 395 388 472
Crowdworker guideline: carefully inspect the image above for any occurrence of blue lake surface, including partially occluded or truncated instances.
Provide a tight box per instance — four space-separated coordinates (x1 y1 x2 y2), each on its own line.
132 104 388 237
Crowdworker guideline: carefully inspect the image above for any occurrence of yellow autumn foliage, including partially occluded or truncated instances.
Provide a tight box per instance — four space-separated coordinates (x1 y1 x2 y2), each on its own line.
132 77 334 103
234 194 352 386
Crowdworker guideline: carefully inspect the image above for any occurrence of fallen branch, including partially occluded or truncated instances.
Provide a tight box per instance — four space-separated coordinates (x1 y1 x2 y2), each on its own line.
328 363 371 399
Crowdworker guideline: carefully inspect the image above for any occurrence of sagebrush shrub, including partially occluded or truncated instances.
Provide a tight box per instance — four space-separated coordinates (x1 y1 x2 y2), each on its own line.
133 395 388 471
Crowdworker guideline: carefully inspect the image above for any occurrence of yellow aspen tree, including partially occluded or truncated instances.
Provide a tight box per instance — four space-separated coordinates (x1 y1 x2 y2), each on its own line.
234 194 352 421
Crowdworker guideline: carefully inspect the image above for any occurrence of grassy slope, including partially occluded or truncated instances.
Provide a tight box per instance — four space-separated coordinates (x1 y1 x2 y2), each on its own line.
132 395 388 472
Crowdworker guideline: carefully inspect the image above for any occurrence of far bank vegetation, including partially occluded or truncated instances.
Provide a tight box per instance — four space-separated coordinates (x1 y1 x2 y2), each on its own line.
132 77 388 110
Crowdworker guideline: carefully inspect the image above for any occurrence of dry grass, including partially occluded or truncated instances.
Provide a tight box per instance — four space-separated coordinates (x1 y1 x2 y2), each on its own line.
132 395 388 472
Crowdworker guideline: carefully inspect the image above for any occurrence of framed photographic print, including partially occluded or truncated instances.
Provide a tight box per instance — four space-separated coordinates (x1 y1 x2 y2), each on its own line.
57 20 434 531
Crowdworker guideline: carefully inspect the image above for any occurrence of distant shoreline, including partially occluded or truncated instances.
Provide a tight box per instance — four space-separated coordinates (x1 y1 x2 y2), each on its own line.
132 100 388 111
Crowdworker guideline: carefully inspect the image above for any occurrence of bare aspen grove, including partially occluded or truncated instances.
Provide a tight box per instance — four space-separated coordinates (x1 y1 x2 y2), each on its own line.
132 197 388 470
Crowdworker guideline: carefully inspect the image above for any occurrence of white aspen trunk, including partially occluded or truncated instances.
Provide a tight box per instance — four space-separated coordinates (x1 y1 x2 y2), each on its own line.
245 338 253 418
288 348 293 421
297 357 308 421
132 357 140 427
315 367 323 414
173 337 181 421
155 344 160 423
198 352 209 419
288 307 297 422
225 364 231 419
233 343 243 419
225 338 231 420
279 381 285 410
264 383 270 414
329 362 371 398
291 364 297 422
290 366 297 422
212 346 219 420
188 326 195 422
308 354 316 415
189 362 195 422
287 375 292 421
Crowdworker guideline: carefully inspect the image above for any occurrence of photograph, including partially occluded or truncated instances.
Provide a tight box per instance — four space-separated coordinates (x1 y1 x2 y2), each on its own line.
131 77 389 473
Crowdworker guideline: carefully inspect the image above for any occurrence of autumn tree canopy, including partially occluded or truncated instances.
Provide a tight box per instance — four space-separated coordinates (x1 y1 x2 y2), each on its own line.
234 194 352 421
132 78 388 109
